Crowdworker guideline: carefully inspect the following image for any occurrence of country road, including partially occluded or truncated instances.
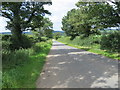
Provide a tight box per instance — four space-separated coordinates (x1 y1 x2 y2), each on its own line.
36 40 118 88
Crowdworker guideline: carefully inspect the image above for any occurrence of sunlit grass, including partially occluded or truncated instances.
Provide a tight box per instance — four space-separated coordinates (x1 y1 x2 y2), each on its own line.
58 37 120 60
2 40 52 88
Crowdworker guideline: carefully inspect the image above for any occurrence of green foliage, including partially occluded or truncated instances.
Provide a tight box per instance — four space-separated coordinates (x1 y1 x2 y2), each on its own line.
53 32 62 40
2 35 11 50
28 34 43 43
100 31 120 52
42 18 53 39
2 40 52 88
58 35 101 47
32 42 45 53
10 35 33 50
28 35 37 43
58 34 120 60
33 17 53 40
44 29 53 39
2 2 53 88
2 40 11 50
2 2 52 49
2 2 52 31
41 37 49 42
2 49 31 70
62 2 120 39
2 70 19 88
78 35 101 46
2 35 11 41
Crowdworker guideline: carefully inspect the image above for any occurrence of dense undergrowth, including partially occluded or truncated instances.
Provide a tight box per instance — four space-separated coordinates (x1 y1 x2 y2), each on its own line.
2 34 52 88
58 33 120 60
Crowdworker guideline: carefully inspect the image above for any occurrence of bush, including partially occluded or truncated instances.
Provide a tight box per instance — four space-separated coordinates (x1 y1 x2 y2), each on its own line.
53 32 61 40
2 49 31 69
21 35 33 48
28 35 38 44
2 40 52 88
41 37 48 42
2 34 33 50
32 43 42 53
77 35 101 46
100 31 120 52
2 40 52 70
10 35 32 50
28 35 48 43
2 35 11 41
58 35 101 47
2 40 11 50
2 35 12 50
32 41 52 53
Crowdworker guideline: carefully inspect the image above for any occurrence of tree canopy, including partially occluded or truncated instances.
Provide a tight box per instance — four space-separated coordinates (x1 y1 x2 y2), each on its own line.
62 1 120 39
33 17 53 39
2 2 52 49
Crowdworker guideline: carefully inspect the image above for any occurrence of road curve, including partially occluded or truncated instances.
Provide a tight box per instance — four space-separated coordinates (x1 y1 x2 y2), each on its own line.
36 40 118 88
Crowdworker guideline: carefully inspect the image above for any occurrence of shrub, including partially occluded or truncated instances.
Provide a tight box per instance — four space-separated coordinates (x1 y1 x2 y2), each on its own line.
2 40 52 88
32 41 51 53
53 32 61 40
32 43 42 53
40 37 48 42
2 40 11 50
28 35 48 43
77 35 101 46
2 49 31 69
10 35 32 50
2 35 12 50
58 35 101 47
21 35 33 48
2 35 11 41
100 31 120 52
2 35 33 50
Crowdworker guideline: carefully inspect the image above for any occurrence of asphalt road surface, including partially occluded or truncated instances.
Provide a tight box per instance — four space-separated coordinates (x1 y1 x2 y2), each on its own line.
36 40 118 88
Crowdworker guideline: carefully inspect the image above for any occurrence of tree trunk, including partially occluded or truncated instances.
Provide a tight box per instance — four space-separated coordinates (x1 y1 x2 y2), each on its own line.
11 25 22 41
11 23 22 49
11 3 23 49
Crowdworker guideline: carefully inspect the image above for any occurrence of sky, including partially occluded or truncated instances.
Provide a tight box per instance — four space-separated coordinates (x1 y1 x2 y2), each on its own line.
0 0 79 32
0 17 9 32
44 0 79 31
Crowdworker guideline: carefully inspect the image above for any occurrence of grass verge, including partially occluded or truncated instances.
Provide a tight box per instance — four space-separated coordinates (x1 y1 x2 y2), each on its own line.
2 40 52 88
58 37 120 60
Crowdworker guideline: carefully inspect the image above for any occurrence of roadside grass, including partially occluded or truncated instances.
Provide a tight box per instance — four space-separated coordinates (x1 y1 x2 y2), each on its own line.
58 36 120 60
2 40 52 88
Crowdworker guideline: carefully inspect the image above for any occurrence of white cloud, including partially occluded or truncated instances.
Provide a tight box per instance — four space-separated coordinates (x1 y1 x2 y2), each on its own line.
0 0 79 32
44 0 79 31
0 17 10 32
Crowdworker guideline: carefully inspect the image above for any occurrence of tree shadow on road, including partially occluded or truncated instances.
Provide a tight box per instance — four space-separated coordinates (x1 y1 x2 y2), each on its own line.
36 41 118 88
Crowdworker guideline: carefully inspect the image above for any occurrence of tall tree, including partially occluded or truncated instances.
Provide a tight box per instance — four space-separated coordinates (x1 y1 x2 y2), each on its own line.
62 1 119 39
62 9 80 40
34 17 53 39
2 2 52 48
42 18 53 38
107 1 120 27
